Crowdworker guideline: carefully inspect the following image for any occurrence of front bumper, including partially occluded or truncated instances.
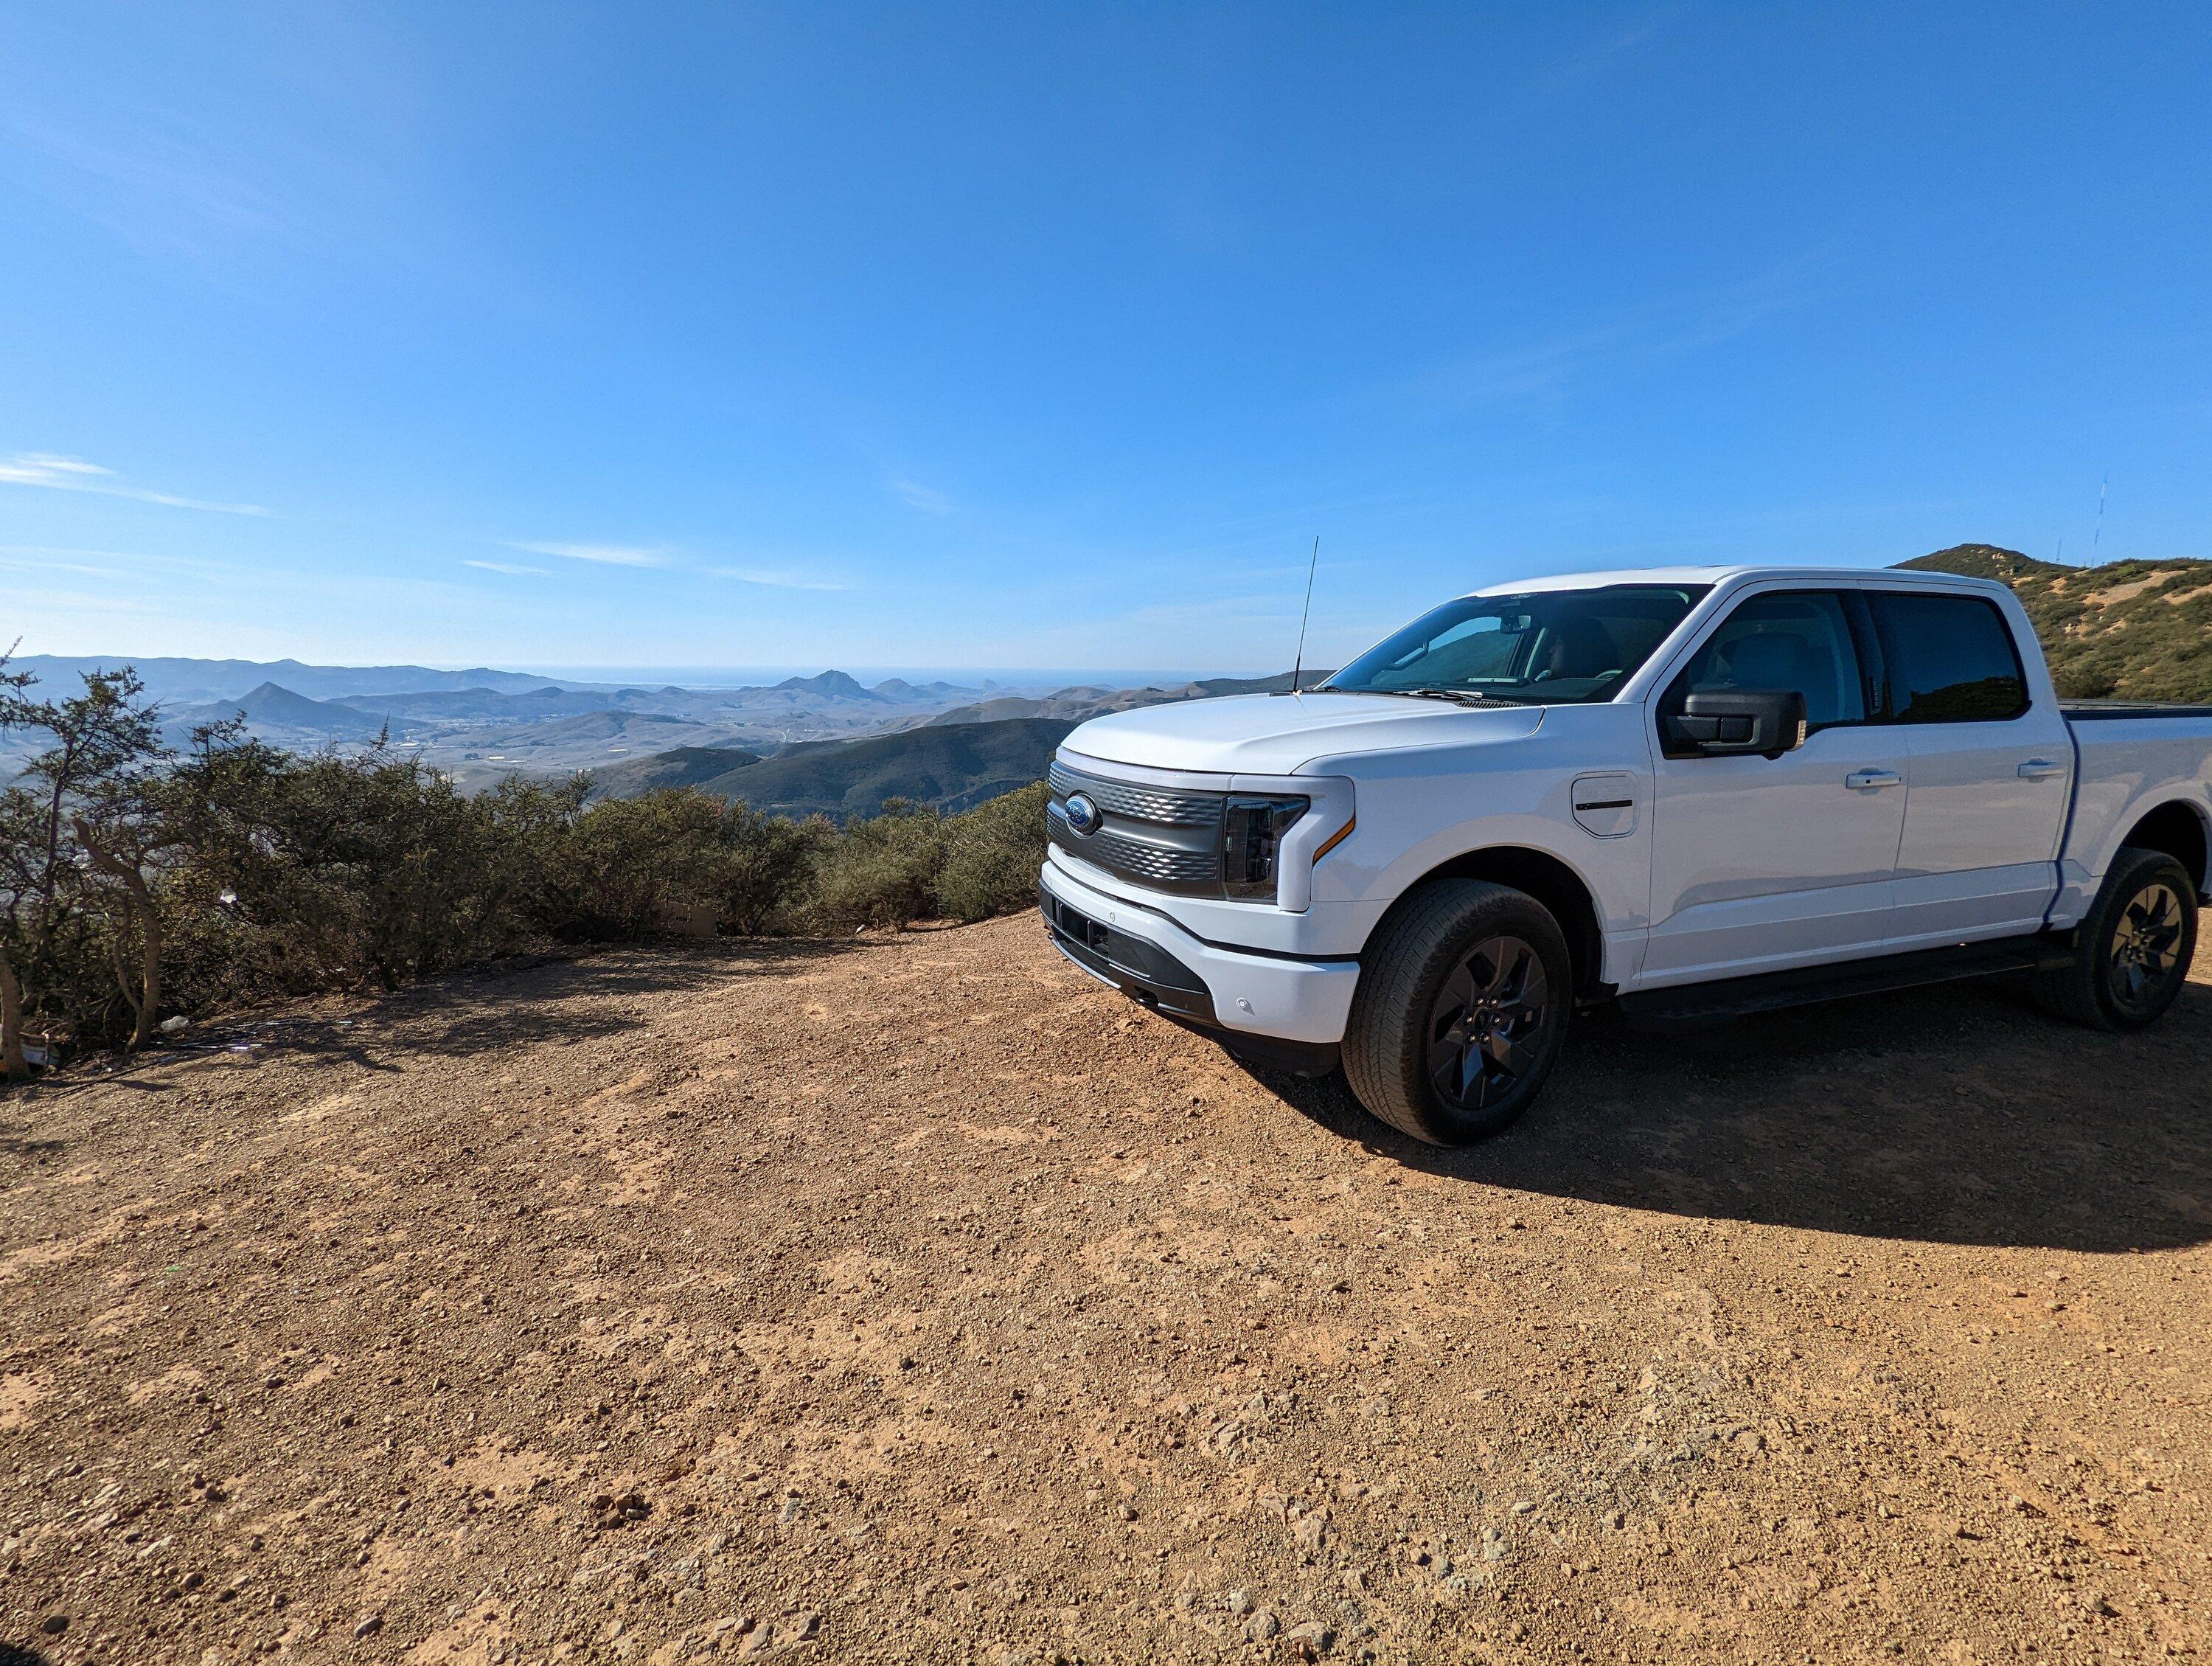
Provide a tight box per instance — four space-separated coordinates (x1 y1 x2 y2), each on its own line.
1037 861 1360 1062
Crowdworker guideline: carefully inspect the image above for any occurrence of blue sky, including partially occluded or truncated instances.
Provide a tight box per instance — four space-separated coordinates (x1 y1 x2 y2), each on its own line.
3 4 2208 676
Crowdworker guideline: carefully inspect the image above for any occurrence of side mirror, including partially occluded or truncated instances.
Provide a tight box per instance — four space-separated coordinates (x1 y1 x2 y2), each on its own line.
1663 690 1807 759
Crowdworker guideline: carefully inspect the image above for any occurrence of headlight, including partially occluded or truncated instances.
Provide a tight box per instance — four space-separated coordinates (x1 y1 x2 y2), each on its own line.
1220 794 1310 901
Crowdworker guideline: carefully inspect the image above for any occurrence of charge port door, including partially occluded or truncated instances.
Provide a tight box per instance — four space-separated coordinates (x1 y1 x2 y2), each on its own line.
1572 771 1639 839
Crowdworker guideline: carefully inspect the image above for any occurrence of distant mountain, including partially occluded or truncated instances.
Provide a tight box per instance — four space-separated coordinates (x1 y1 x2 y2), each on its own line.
583 671 1338 818
327 684 617 721
586 745 764 798
174 681 396 740
607 716 1076 819
1899 544 2212 701
7 655 557 706
921 670 1335 730
1190 670 1336 695
773 670 883 703
872 677 976 703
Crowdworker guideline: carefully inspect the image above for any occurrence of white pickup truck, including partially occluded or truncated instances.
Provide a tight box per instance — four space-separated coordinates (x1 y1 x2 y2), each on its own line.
1040 566 2211 1144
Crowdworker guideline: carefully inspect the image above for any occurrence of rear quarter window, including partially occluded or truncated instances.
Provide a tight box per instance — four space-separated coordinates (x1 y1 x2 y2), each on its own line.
1871 592 2030 723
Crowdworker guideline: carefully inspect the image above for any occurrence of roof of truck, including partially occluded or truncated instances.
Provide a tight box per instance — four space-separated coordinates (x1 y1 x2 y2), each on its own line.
1470 564 2008 597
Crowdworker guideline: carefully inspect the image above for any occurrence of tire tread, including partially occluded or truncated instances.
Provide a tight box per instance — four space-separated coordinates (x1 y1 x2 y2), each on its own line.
1343 879 1570 1145
2031 845 2198 1030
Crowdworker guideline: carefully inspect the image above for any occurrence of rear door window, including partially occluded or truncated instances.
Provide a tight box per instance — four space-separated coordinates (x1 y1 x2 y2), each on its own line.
1870 593 2029 723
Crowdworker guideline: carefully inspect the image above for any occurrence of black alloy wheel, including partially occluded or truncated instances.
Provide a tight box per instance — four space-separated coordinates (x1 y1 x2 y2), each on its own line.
1425 934 1551 1113
1343 878 1573 1145
2031 844 2199 1030
2105 877 2188 1016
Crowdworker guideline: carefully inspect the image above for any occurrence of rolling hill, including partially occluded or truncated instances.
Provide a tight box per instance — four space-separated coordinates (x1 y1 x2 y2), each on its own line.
334 684 619 721
1900 544 2212 701
678 716 1075 819
591 670 1351 817
585 745 765 797
490 709 715 749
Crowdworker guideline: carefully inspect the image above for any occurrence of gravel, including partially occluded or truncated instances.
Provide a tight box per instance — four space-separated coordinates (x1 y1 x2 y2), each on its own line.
1 917 2207 1662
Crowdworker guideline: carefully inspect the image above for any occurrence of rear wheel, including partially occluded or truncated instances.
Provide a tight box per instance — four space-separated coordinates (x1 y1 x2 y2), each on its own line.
2031 846 2198 1030
1343 879 1572 1145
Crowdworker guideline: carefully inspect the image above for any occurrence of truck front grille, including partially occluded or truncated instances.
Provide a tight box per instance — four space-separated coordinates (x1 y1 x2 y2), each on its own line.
1047 760 1226 897
1046 762 1222 827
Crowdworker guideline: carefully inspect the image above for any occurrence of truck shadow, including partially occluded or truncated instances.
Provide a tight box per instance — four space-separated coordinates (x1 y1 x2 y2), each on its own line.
1251 973 2212 1253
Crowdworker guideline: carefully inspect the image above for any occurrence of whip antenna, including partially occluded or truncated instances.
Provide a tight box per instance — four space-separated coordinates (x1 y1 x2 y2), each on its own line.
1291 535 1320 695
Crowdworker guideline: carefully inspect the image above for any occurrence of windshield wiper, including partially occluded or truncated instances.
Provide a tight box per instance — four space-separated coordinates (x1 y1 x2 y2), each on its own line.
1328 686 1525 709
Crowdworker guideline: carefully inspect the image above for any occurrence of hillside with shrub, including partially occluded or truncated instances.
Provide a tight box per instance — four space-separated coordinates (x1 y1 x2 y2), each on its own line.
666 715 1075 819
1902 544 2212 701
0 662 1048 1075
586 743 765 797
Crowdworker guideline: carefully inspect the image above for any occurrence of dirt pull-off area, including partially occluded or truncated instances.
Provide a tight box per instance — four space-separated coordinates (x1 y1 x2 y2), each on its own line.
2 915 2209 1665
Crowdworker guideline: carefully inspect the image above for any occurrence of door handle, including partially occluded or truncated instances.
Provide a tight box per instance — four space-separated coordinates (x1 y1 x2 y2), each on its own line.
2017 759 2065 780
1845 768 1903 790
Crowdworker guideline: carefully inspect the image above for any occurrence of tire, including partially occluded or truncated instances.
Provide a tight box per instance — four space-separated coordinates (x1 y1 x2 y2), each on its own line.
1342 879 1573 1145
2031 846 2199 1030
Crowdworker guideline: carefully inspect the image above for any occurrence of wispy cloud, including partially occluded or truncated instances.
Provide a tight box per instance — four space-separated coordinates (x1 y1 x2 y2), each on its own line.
1395 258 1824 417
1528 7 1678 103
509 541 672 569
707 566 850 592
0 451 268 516
890 479 953 516
0 544 239 582
465 558 548 577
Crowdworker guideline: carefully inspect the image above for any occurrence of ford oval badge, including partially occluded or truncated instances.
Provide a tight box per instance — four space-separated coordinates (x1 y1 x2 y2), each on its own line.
1065 792 1102 836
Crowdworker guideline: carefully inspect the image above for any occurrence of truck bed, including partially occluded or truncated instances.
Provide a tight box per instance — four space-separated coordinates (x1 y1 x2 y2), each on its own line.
2056 702 2212 922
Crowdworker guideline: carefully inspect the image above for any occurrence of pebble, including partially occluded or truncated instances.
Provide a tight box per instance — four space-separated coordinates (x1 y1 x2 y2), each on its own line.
1227 1589 1253 1616
784 1611 821 1640
353 1614 383 1639
1244 1610 1281 1642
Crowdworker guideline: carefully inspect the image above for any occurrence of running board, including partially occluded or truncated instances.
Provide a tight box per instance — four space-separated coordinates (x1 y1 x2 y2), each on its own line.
1618 934 2076 1029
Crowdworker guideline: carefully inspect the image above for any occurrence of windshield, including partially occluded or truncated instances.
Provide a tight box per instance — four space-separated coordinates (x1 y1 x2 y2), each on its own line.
1324 584 1711 705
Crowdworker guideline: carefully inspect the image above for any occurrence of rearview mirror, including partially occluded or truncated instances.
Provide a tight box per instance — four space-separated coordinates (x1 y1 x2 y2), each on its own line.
1664 690 1807 760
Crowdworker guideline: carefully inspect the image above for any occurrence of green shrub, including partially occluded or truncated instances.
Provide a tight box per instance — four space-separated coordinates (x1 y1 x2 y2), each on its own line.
808 799 945 931
714 806 832 934
541 788 735 940
936 782 1048 923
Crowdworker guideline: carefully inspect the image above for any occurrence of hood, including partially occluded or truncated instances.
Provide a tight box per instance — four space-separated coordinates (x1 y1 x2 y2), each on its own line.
1059 692 1546 776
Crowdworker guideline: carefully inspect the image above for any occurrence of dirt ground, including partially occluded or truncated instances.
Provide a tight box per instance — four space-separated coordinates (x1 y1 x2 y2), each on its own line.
3 914 2208 1666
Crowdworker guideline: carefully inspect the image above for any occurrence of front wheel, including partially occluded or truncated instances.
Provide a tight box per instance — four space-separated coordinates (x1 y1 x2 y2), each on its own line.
1342 879 1572 1145
2031 846 2199 1030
